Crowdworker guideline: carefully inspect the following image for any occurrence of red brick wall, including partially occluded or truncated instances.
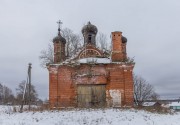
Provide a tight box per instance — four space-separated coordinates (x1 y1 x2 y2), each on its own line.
106 64 134 107
48 63 134 108
111 32 127 62
57 66 76 107
53 42 66 63
124 69 134 106
48 66 58 107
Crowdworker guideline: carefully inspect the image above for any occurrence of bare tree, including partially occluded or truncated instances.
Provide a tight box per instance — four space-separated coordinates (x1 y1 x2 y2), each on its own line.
39 28 82 68
39 44 54 68
0 83 14 104
96 32 109 51
96 32 111 57
134 75 159 106
3 86 13 104
16 80 38 105
61 28 82 57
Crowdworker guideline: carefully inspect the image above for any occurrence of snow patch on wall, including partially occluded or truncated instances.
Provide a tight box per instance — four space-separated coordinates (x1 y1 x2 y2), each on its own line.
49 67 58 74
109 90 121 107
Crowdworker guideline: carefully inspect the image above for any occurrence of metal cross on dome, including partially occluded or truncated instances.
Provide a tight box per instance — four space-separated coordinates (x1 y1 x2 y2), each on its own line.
57 20 62 31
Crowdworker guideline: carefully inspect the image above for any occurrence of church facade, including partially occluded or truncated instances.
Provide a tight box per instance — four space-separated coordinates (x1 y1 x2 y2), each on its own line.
47 22 135 108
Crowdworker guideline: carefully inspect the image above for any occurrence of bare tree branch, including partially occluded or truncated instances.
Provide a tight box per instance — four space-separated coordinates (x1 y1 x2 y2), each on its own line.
133 74 159 106
16 80 38 105
39 28 83 68
61 28 82 58
39 44 54 68
0 82 14 104
96 32 109 51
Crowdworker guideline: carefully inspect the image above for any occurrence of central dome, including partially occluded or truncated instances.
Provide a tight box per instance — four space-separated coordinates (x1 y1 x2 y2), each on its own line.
82 21 98 35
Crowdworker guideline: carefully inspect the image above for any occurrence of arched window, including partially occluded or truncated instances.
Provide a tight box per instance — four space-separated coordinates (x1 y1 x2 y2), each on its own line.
88 35 92 43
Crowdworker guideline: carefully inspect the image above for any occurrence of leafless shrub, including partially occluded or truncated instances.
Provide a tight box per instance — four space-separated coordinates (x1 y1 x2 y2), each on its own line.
134 74 159 106
39 44 54 68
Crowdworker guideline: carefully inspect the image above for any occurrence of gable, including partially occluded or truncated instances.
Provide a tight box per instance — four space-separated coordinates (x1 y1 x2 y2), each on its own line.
77 45 103 59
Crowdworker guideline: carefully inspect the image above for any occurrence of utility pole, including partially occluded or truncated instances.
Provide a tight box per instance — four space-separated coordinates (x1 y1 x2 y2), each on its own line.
20 63 31 113
19 82 27 113
28 63 32 111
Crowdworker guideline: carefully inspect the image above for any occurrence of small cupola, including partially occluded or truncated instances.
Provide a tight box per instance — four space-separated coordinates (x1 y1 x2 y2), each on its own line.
53 20 66 63
53 21 66 44
82 21 98 46
53 35 66 44
122 36 127 43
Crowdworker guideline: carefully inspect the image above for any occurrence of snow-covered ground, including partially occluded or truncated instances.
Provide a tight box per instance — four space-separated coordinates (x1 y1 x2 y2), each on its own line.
0 105 180 125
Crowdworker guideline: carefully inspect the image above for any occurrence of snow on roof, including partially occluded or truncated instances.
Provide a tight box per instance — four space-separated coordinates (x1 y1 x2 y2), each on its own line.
49 57 133 66
169 102 180 106
77 57 111 64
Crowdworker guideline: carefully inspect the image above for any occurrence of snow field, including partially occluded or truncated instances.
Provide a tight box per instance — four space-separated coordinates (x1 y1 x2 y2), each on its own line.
0 106 180 125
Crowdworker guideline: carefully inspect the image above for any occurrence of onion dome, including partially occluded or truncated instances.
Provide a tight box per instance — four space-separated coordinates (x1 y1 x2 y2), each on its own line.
53 20 66 44
122 36 127 43
82 21 98 34
53 34 66 44
53 28 66 43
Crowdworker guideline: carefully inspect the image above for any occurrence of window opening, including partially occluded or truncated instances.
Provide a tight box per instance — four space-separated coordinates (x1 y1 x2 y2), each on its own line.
88 35 92 43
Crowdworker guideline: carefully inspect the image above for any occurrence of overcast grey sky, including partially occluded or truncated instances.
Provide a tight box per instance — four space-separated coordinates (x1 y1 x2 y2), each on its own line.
0 0 180 100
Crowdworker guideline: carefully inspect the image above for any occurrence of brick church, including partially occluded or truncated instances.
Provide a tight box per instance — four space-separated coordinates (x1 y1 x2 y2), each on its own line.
47 21 135 108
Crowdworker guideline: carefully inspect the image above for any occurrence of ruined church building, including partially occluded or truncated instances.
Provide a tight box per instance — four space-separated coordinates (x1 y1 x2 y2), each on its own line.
47 21 135 108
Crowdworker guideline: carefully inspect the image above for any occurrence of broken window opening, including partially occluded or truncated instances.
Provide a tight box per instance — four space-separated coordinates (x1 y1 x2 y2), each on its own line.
88 35 92 43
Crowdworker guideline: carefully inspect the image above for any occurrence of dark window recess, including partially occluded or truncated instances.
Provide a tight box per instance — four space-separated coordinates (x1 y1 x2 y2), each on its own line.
88 37 91 41
88 35 92 43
